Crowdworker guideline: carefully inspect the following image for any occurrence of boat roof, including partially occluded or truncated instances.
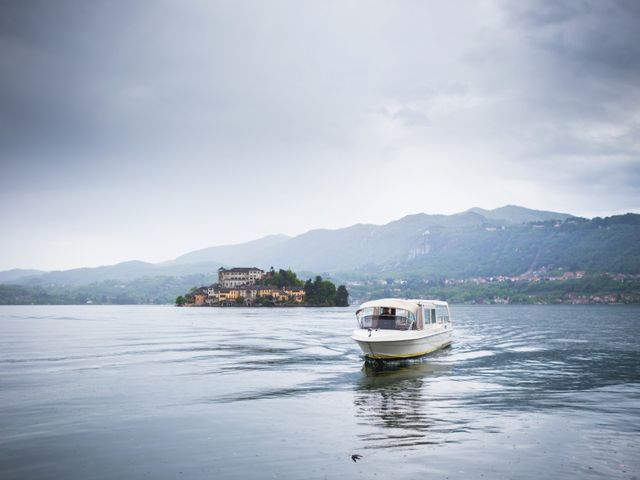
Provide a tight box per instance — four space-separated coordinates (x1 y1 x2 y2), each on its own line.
356 298 448 313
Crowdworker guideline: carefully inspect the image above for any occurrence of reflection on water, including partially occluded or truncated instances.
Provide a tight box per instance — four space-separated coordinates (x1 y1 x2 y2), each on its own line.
355 360 454 449
0 305 638 480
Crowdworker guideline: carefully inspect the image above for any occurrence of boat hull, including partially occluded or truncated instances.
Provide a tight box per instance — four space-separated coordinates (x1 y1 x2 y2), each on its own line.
352 329 452 360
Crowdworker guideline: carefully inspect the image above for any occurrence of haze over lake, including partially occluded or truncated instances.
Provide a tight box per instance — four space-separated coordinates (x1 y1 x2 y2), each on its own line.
1 305 638 479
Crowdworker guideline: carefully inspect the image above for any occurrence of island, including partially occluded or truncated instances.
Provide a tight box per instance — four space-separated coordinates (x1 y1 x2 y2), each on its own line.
176 267 349 307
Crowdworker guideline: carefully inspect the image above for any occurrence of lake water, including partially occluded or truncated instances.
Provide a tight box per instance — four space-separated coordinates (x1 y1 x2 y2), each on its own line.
0 305 638 479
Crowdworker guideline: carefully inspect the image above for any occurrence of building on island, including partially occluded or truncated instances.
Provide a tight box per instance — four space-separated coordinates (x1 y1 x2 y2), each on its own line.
186 266 305 306
211 285 305 306
193 287 208 306
218 267 265 288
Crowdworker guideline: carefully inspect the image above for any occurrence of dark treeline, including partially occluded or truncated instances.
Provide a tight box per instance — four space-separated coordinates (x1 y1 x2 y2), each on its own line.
304 276 349 306
257 268 304 288
0 274 218 305
258 269 349 306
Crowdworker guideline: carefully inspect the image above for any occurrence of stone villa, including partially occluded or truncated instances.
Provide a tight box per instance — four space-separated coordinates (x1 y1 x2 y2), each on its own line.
191 267 306 306
217 267 265 287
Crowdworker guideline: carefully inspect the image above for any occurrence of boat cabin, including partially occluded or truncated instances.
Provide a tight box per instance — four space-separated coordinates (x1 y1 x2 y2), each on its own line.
356 299 451 331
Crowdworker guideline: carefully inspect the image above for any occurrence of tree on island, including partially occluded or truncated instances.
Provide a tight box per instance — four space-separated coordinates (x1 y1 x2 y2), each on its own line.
335 285 349 306
303 276 349 306
259 268 304 288
175 295 186 306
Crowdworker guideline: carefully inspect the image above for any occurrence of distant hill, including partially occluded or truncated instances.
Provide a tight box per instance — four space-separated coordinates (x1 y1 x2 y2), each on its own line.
467 205 574 224
14 260 223 287
163 207 575 272
245 211 491 272
0 269 45 283
378 214 640 278
162 209 638 278
2 207 638 303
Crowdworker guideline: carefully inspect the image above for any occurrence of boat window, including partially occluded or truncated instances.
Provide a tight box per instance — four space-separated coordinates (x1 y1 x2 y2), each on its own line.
356 307 416 330
423 308 436 325
422 308 434 325
357 307 376 328
435 305 450 323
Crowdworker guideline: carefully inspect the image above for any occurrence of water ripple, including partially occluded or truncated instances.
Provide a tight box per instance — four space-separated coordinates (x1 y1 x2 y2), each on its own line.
0 304 638 480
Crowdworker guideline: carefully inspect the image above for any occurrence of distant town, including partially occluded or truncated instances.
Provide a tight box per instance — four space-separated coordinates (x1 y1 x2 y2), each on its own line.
346 269 640 305
176 267 349 307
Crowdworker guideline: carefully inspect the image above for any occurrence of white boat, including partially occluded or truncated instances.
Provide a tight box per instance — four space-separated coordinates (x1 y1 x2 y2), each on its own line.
351 298 453 360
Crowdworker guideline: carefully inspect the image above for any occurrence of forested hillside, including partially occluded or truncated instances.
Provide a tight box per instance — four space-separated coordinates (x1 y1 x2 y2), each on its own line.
1 208 638 304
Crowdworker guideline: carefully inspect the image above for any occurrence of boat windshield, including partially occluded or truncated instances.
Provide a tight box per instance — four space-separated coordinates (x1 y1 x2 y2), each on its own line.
356 307 416 331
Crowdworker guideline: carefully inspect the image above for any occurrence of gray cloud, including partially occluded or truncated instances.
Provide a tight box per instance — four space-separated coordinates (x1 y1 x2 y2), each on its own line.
0 0 638 270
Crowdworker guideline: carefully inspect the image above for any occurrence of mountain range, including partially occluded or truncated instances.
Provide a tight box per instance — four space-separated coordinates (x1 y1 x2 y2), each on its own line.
2 206 639 294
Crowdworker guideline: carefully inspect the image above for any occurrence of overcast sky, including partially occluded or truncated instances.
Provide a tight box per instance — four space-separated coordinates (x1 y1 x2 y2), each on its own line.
1 0 639 271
